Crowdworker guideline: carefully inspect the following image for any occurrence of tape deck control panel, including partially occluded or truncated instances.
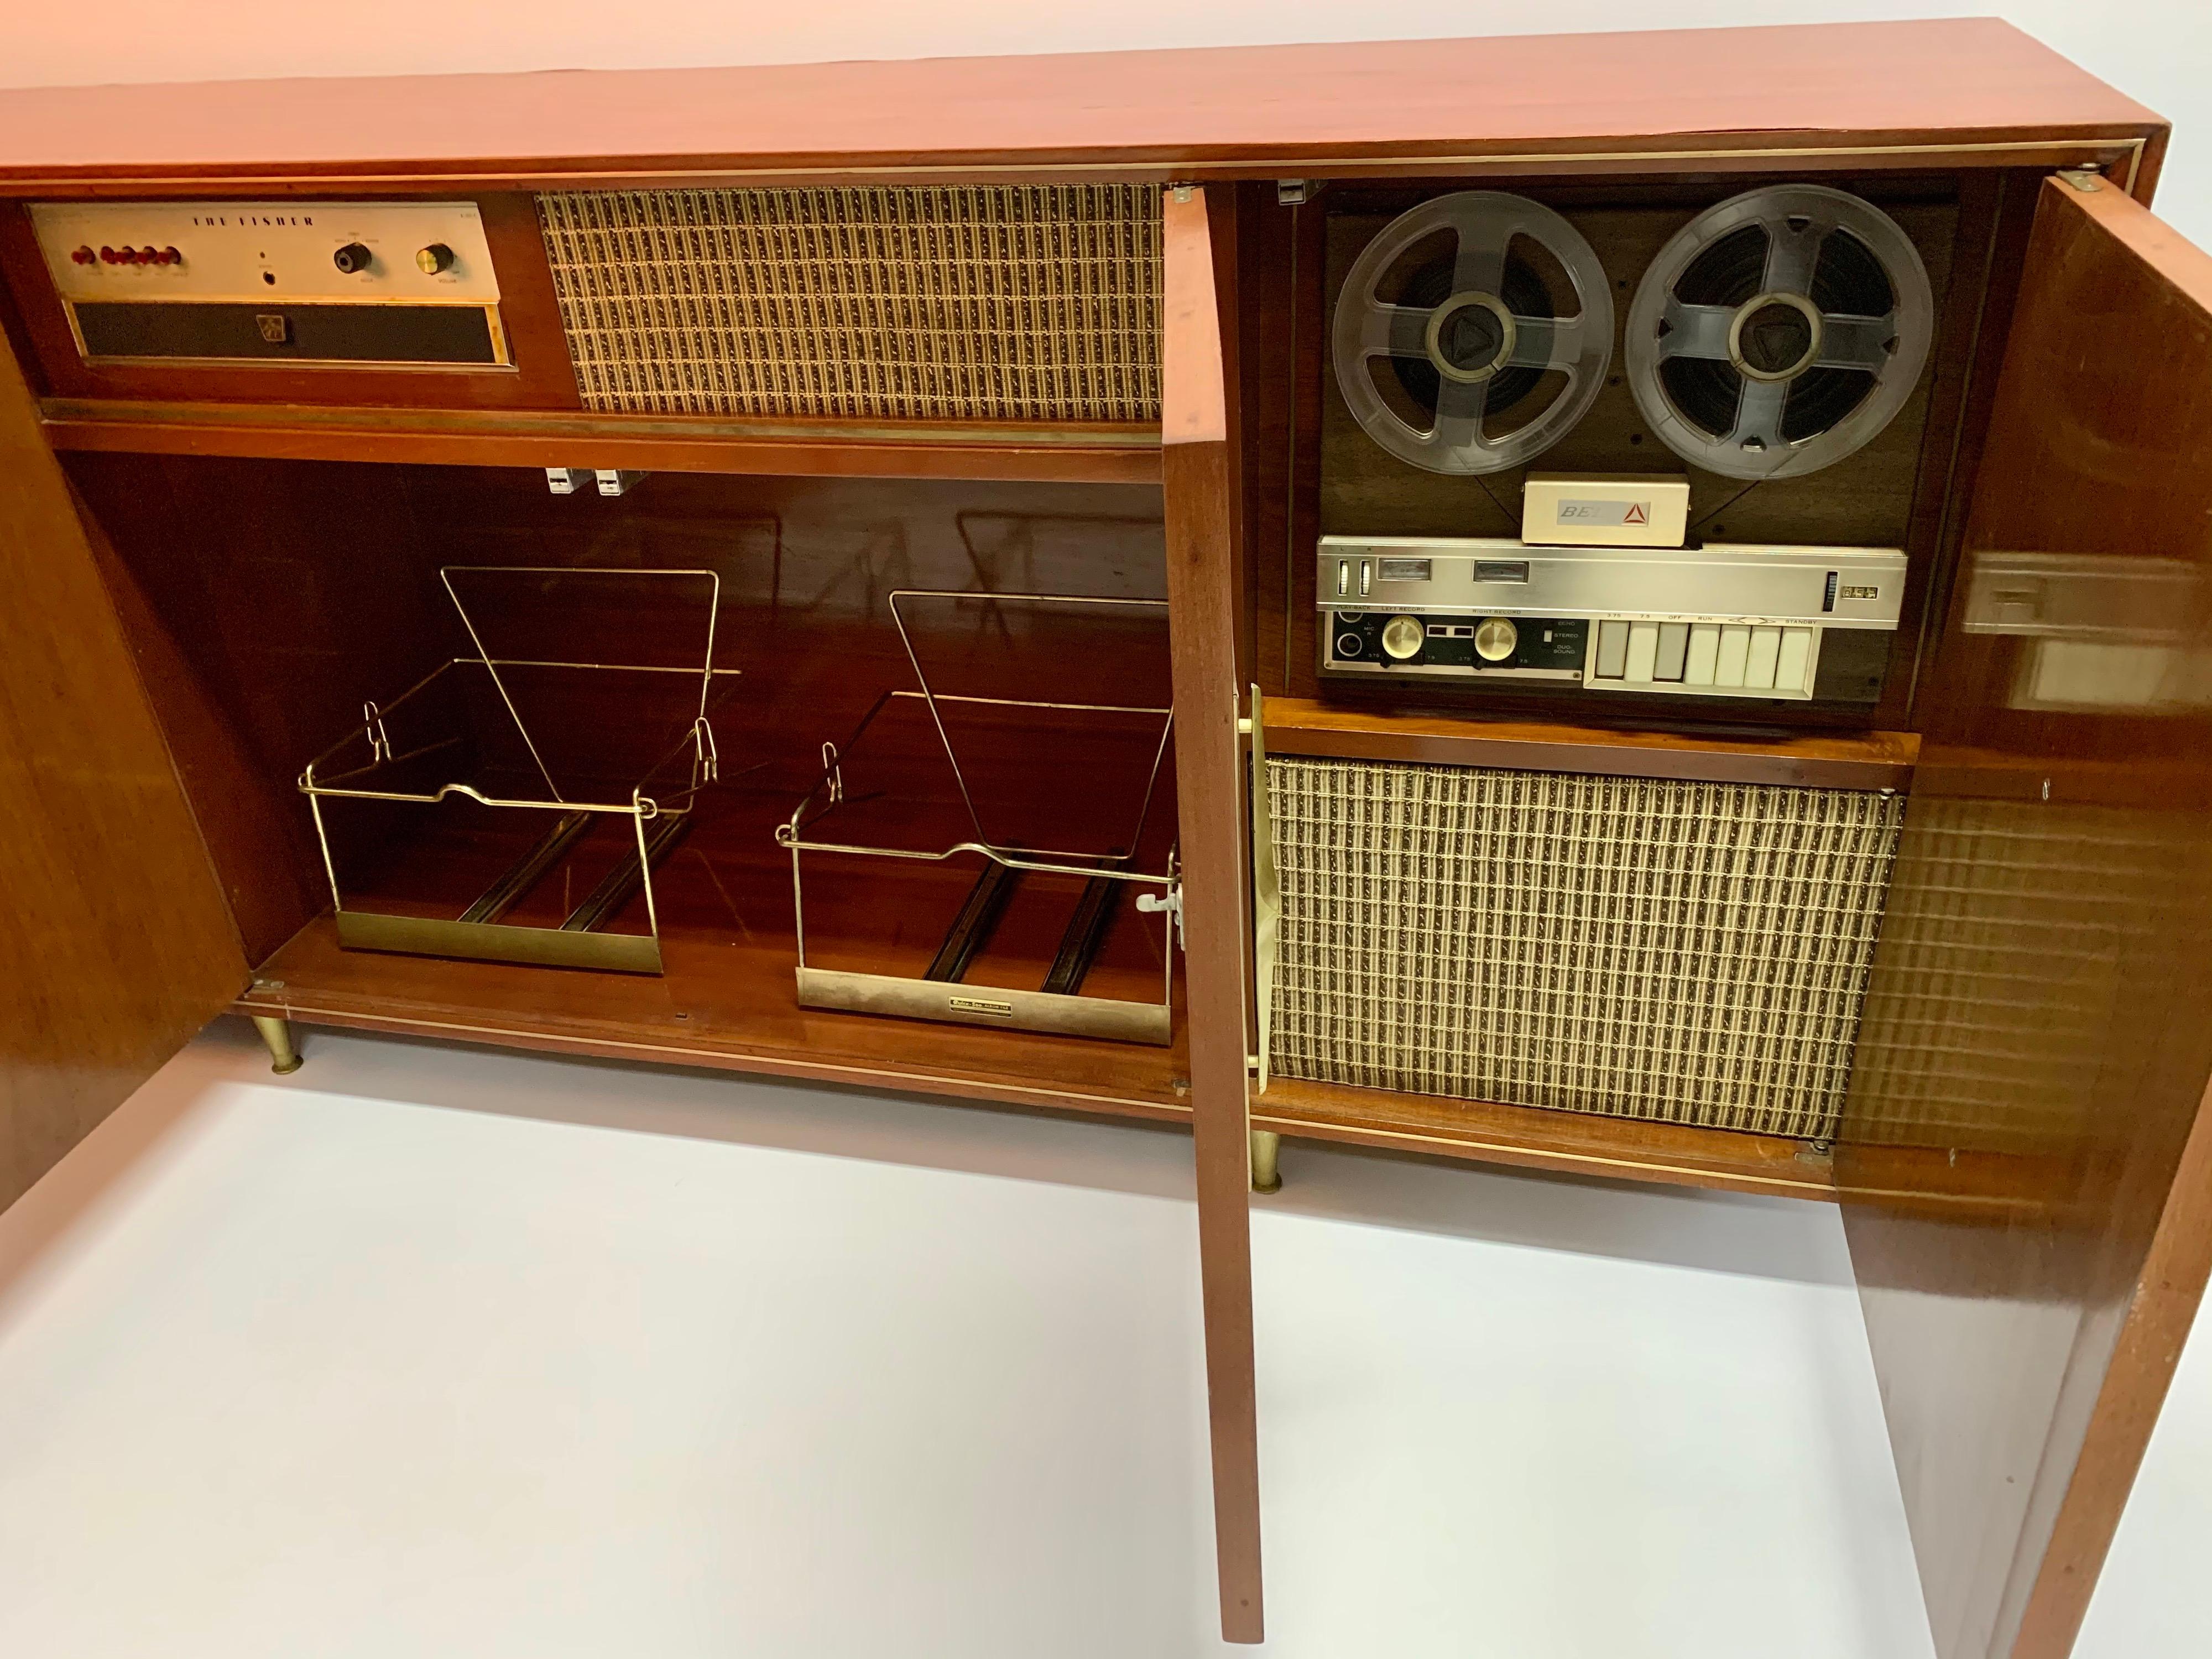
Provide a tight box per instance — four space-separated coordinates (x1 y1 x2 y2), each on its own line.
1317 538 1906 704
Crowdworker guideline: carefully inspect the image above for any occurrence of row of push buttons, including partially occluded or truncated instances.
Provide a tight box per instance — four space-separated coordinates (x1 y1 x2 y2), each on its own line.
75 245 183 266
1591 621 1815 691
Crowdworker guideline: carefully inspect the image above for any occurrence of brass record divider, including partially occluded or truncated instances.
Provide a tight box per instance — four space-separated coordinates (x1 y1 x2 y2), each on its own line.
779 590 1181 1044
299 565 728 974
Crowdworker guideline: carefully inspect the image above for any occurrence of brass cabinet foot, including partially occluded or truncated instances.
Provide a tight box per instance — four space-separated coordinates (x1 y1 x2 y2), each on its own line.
249 1014 303 1074
1249 1129 1282 1194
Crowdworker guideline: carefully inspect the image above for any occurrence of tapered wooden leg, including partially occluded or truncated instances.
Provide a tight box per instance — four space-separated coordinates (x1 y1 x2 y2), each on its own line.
249 1014 302 1074
1249 1129 1282 1193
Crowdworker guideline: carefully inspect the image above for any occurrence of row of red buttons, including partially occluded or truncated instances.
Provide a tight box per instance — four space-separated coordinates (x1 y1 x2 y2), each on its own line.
72 244 184 267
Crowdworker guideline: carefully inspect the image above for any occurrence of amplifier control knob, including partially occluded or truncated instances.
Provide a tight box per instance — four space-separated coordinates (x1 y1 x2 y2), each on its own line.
1381 615 1426 661
332 242 374 275
1474 617 1519 662
415 243 455 275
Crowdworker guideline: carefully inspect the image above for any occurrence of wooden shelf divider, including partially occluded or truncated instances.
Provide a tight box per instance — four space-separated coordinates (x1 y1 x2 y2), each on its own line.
239 916 1196 1122
40 398 1164 484
1264 696 1920 791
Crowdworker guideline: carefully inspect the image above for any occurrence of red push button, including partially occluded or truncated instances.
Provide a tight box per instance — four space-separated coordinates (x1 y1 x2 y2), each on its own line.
70 245 96 265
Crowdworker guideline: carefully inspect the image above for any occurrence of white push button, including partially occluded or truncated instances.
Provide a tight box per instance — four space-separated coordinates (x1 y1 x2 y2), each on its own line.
1685 624 1720 685
1594 620 1630 679
1745 627 1782 690
1715 626 1750 687
1777 628 1815 693
1655 622 1689 682
1625 622 1660 682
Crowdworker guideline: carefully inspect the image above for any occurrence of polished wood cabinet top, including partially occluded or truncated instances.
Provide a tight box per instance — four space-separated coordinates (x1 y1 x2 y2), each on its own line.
0 19 2164 192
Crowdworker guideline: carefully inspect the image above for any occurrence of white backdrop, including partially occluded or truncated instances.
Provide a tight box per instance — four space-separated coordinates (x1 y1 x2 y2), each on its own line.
0 4 2206 244
1 4 2207 1654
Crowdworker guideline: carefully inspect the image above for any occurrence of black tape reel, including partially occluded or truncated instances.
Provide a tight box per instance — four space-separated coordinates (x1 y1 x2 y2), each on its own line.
1625 185 1934 480
1332 191 1614 476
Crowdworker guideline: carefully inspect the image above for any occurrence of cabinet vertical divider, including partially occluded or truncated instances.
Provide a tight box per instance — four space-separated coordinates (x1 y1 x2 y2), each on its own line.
1162 182 1265 1645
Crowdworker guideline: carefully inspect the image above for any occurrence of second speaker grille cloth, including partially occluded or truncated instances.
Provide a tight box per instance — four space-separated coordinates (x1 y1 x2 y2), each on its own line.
1267 757 1904 1139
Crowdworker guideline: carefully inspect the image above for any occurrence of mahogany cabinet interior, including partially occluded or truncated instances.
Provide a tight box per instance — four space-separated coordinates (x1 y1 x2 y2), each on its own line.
1 20 2208 1658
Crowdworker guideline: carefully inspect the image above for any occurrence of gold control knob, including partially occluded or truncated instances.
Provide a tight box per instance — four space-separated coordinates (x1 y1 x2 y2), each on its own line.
1381 615 1426 661
415 243 455 275
1474 617 1519 662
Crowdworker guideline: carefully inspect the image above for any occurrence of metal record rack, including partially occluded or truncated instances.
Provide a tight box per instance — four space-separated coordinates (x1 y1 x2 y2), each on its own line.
298 565 727 974
778 590 1180 1044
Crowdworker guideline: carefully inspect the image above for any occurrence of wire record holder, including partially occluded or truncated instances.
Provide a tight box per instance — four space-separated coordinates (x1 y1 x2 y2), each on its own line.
778 591 1181 1045
299 565 727 975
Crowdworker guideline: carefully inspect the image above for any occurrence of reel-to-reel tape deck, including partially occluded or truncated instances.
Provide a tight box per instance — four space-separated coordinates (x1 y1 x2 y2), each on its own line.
1318 180 1944 713
1330 183 1934 481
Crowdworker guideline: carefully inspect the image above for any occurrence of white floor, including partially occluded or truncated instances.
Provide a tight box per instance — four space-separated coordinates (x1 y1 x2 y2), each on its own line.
0 1021 1938 1658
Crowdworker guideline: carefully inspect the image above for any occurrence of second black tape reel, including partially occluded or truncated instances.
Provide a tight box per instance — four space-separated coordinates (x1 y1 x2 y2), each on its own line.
1332 184 1936 480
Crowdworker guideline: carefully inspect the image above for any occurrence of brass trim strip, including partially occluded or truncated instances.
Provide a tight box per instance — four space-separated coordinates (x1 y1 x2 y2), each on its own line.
796 966 1173 1046
62 298 514 369
1247 683 1279 1095
335 909 664 974
0 134 2150 194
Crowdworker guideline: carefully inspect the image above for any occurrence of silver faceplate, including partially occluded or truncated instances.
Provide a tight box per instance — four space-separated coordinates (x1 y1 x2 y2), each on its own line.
1317 537 1905 625
1316 536 1906 702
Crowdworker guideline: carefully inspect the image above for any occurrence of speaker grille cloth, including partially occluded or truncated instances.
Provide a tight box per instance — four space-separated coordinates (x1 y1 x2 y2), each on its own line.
535 186 1162 421
1269 757 1904 1139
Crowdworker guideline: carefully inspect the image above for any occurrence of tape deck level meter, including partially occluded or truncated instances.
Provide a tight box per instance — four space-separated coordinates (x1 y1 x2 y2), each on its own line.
1317 536 1906 703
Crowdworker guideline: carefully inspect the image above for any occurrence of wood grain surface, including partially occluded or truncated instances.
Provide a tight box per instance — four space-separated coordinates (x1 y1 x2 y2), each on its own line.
240 916 1193 1121
39 400 1162 483
1253 1076 1837 1199
1838 176 2212 1659
0 22 2161 194
1262 698 1919 790
1162 184 1264 1645
0 333 245 1211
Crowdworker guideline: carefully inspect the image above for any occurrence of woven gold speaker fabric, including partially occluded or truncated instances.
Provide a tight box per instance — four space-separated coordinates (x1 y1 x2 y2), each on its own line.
535 187 1162 421
1269 757 1905 1139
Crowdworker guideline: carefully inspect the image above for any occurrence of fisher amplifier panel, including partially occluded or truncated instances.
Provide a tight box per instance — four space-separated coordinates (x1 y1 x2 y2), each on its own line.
28 200 507 367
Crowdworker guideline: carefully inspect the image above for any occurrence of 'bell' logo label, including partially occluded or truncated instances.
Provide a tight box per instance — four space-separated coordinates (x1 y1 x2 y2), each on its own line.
1559 499 1650 526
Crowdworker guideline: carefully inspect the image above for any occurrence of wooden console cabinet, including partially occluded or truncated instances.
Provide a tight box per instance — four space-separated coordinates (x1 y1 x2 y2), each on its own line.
2 22 2208 1657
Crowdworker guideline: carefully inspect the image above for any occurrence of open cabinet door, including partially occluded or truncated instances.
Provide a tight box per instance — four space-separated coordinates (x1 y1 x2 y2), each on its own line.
0 335 246 1210
1839 173 2212 1659
1161 183 1266 1644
